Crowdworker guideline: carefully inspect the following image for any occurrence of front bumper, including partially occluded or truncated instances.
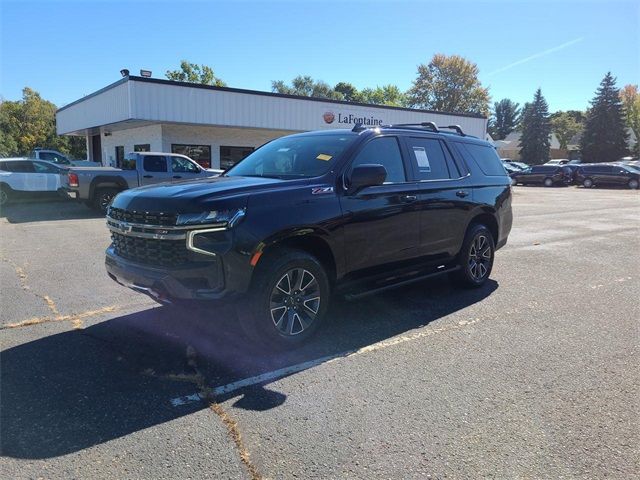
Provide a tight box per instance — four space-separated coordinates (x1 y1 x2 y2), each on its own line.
105 246 234 302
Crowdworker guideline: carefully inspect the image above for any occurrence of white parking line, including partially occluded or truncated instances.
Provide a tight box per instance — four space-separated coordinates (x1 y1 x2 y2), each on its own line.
170 318 481 407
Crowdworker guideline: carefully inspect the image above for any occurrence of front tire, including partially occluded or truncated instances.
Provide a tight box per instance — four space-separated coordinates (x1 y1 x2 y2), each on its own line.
93 188 118 213
543 177 554 187
583 178 594 188
237 248 330 349
628 179 639 190
452 224 495 288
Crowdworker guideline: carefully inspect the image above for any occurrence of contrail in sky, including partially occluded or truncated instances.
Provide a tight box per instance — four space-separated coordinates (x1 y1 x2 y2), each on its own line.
487 37 584 76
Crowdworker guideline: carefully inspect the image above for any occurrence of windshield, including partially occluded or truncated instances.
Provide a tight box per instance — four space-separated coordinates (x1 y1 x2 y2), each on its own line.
225 133 356 179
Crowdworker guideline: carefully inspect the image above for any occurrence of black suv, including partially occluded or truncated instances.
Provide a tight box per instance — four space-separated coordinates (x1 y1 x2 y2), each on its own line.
576 164 640 189
105 123 513 348
511 165 573 187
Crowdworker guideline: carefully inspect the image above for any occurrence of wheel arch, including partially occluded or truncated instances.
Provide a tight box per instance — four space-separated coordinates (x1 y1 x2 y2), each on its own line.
466 209 499 245
257 231 338 286
89 176 128 200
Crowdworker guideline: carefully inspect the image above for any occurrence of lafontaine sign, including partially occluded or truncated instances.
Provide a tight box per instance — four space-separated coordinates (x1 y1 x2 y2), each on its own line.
323 111 383 126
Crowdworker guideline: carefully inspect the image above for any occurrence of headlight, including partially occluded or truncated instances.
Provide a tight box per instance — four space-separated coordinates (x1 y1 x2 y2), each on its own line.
176 208 246 227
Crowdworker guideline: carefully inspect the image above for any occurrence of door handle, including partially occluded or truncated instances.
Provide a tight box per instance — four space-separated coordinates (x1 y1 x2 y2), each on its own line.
456 190 469 198
172 175 182 179
143 175 153 178
400 194 417 203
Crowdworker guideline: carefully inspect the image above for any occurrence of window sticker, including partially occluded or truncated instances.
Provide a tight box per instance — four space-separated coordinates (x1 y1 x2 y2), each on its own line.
316 154 332 161
413 146 431 171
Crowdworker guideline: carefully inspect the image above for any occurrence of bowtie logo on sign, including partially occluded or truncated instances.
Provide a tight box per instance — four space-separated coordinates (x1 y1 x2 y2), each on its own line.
323 111 383 126
323 111 335 124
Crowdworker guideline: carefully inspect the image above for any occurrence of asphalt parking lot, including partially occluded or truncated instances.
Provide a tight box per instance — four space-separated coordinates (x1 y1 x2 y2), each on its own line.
1 186 639 479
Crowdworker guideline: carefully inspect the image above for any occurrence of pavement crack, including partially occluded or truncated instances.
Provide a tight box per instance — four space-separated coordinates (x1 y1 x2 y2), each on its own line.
1 255 60 317
145 345 262 480
1 305 120 330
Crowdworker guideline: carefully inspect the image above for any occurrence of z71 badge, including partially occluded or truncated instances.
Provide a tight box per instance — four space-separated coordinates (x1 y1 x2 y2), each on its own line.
311 186 334 195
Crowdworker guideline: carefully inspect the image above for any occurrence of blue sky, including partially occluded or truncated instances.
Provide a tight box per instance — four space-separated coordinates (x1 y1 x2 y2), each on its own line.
1 0 638 113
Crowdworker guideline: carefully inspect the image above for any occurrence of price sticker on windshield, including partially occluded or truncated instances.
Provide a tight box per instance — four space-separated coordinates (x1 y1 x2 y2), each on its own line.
316 154 332 161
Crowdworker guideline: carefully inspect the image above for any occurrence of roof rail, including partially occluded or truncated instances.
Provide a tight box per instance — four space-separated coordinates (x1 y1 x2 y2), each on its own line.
351 122 471 137
441 125 466 136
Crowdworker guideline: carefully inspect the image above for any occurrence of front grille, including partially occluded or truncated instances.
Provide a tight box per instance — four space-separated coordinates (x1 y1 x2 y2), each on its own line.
108 207 177 226
111 232 188 267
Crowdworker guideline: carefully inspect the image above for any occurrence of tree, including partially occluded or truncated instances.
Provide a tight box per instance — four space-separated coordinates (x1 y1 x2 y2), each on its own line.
358 85 407 106
581 72 628 162
519 89 551 164
0 87 86 158
334 82 359 102
619 84 640 155
551 111 583 149
407 54 490 115
271 75 344 100
165 60 226 86
489 99 520 139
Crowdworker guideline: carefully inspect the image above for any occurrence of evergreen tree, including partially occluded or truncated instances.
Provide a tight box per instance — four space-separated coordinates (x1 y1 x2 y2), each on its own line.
489 98 520 139
519 89 551 164
580 72 628 162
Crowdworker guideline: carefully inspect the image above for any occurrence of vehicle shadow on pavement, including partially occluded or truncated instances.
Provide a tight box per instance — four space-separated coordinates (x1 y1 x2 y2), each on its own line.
1 278 497 459
0 199 103 223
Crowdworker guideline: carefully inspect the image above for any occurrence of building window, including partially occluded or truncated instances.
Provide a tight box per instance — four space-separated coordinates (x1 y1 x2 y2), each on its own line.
115 146 124 168
134 144 150 152
171 144 212 169
220 146 255 170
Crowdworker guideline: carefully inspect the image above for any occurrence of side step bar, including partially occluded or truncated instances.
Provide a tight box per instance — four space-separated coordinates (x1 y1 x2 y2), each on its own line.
343 265 460 301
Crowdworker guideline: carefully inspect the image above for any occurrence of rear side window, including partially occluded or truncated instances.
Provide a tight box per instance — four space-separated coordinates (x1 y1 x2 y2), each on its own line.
143 155 167 172
351 136 406 183
405 137 457 180
3 161 35 173
458 143 507 176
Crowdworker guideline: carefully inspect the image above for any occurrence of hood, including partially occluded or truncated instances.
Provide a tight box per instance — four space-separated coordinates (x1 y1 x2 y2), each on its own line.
111 175 288 213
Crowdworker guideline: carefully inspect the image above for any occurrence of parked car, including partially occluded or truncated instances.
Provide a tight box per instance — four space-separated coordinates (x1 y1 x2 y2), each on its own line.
544 159 571 166
576 164 640 189
64 151 222 212
511 165 573 187
502 160 529 170
562 164 583 184
0 159 69 205
104 123 513 349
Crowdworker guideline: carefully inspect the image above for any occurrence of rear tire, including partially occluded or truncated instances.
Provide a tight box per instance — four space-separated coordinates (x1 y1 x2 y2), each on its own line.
93 188 118 213
543 177 554 187
583 178 594 188
628 179 639 190
236 248 331 350
452 224 495 288
0 185 11 206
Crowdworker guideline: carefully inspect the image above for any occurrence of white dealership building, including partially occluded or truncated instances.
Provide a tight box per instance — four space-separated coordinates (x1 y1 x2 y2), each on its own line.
57 75 488 169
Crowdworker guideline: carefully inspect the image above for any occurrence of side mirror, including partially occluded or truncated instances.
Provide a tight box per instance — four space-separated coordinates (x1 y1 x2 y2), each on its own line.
347 164 387 194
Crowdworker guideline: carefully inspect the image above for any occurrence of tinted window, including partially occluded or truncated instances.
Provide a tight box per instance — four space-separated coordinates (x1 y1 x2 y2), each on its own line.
143 156 167 172
122 155 137 170
33 161 60 173
405 137 454 180
3 161 35 173
171 156 200 173
458 143 506 176
531 166 553 173
351 137 406 183
38 151 70 164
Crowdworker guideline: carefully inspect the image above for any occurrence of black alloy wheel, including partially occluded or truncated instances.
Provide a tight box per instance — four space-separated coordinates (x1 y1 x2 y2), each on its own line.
269 268 321 336
452 224 495 288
